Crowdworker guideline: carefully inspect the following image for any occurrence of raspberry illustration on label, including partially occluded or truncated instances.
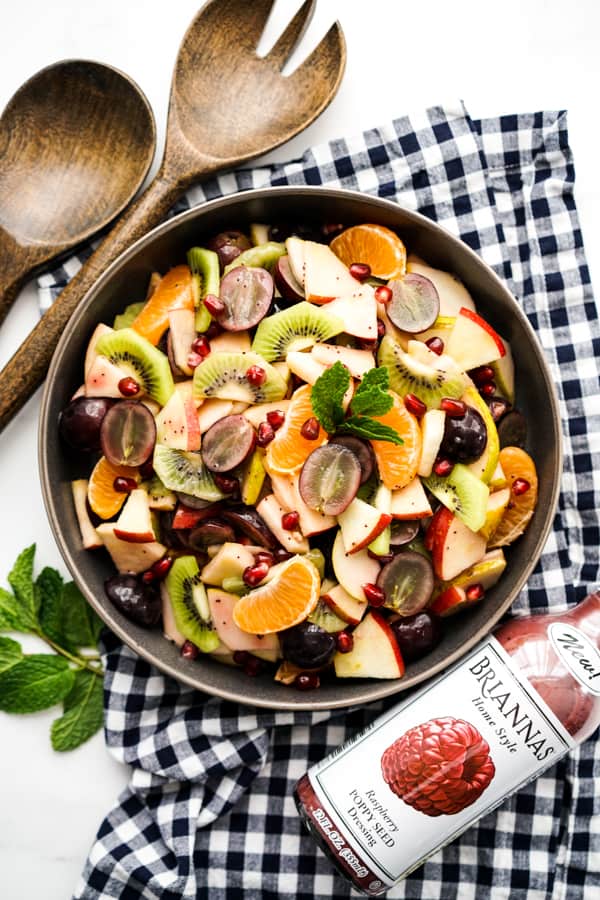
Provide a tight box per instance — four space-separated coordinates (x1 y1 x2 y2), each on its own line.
381 716 495 816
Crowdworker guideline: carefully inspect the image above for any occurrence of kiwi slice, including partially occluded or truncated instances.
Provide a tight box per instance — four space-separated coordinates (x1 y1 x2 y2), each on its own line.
153 444 225 501
164 556 220 652
308 598 346 633
193 351 287 402
252 301 344 362
187 247 220 332
95 328 174 407
377 334 467 408
424 463 489 532
223 241 286 274
113 301 145 330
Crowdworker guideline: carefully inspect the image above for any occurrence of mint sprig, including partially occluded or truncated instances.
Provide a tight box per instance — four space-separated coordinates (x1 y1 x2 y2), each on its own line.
0 545 104 751
311 362 404 445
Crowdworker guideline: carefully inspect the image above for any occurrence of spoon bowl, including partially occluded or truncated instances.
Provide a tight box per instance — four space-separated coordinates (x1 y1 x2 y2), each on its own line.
0 60 156 323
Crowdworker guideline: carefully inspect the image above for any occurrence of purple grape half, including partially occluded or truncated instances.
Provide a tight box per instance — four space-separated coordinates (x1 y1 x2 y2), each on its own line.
216 266 273 331
100 400 156 467
387 273 440 333
299 444 361 516
273 255 304 304
328 435 375 484
377 550 434 615
59 396 115 452
201 414 255 473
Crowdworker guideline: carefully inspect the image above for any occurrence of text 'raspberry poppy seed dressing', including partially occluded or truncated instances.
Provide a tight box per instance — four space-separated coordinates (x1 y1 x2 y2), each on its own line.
295 593 600 895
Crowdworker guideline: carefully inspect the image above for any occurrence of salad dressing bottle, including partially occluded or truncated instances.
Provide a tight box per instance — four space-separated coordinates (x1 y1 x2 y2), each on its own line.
295 593 600 895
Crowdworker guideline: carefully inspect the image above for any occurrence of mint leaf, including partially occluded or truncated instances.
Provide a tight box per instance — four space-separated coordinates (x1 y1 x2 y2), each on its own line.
61 582 102 649
350 367 393 417
0 655 75 713
8 544 39 628
0 636 23 674
51 670 104 752
339 416 404 444
38 567 73 651
0 586 35 633
310 362 350 434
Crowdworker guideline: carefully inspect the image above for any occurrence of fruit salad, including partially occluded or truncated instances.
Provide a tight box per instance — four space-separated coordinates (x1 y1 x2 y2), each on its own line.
59 221 539 690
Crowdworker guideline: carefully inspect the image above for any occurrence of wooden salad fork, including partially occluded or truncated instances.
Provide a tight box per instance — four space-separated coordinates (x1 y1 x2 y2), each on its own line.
0 0 345 433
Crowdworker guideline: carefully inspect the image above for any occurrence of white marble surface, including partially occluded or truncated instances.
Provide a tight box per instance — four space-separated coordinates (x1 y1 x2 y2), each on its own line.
1 1 599 896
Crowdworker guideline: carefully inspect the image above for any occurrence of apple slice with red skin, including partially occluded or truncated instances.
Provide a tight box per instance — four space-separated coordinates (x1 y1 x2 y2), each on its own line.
321 583 367 626
85 354 133 398
172 502 223 530
331 529 380 601
84 323 114 378
427 506 487 581
168 307 196 376
286 350 327 386
96 523 166 574
155 386 201 451
390 477 433 519
429 584 485 617
255 494 309 553
334 611 405 679
269 470 336 536
324 289 378 340
201 542 256 587
337 496 392 554
207 588 280 653
285 236 306 286
113 488 156 543
445 307 506 371
310 343 375 379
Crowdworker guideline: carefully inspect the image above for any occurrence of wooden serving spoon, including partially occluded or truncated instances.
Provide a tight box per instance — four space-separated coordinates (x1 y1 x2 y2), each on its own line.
0 59 156 325
0 0 345 433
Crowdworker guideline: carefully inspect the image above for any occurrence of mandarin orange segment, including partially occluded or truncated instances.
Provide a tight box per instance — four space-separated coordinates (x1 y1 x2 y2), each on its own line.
370 394 422 490
330 224 407 280
232 556 320 634
130 264 195 345
87 456 141 519
265 384 328 475
488 447 538 548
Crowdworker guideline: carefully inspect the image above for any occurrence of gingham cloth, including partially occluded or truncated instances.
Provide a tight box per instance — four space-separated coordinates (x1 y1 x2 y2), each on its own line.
39 102 600 899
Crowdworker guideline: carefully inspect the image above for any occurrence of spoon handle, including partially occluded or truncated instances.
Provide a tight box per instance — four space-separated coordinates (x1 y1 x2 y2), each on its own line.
0 227 47 327
0 171 185 433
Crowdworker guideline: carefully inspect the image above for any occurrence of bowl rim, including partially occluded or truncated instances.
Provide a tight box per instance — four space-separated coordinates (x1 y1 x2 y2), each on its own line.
38 185 563 710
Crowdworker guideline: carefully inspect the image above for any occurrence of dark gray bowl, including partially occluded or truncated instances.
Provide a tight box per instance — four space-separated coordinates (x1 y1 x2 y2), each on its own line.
39 186 562 710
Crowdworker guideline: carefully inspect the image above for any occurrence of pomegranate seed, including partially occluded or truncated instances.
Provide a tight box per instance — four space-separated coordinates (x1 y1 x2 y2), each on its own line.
118 376 140 397
254 550 274 567
203 293 225 316
470 365 495 386
300 416 320 440
191 335 211 357
404 393 427 417
256 421 275 446
433 457 454 477
294 672 320 691
244 656 264 677
233 650 251 666
362 583 386 607
374 285 393 304
113 476 138 493
266 409 285 430
349 262 371 282
181 640 199 660
440 398 467 417
466 583 485 602
214 473 239 494
367 549 394 564
246 365 267 387
149 557 173 581
139 459 155 479
141 570 155 584
512 478 531 496
243 561 270 587
425 336 444 355
273 548 293 563
377 318 386 340
187 351 204 369
336 631 354 654
281 511 300 531
480 381 496 397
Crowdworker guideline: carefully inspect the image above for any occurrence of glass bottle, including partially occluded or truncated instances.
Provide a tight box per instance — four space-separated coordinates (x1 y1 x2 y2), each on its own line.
295 593 600 896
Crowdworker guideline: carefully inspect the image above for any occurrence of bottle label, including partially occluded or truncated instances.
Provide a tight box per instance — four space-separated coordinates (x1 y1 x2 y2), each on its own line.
548 623 600 695
306 636 575 893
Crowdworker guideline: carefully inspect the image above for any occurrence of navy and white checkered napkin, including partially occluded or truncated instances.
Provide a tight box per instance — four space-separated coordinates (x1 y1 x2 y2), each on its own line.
41 102 600 898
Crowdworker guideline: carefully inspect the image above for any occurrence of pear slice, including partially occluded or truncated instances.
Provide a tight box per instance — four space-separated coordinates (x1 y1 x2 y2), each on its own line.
479 488 511 541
